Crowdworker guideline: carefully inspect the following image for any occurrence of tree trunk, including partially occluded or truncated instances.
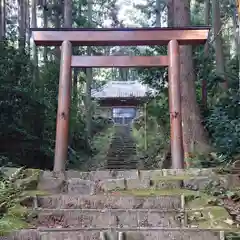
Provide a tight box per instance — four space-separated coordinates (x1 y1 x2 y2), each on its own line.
0 0 6 39
232 3 238 53
43 7 48 61
72 2 81 104
31 0 39 88
85 0 93 140
26 0 30 51
167 0 174 27
63 0 72 27
235 0 240 89
202 0 210 108
18 0 27 49
173 0 211 164
54 0 61 59
156 0 161 27
212 0 227 89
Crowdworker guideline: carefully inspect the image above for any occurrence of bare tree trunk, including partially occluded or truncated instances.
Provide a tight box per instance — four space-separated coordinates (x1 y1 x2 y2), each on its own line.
73 1 81 103
0 0 6 39
85 0 93 140
235 0 240 89
18 0 27 49
31 0 39 87
26 0 30 51
167 0 174 27
43 8 48 61
212 0 227 89
156 0 161 27
173 0 211 164
54 0 61 59
63 0 72 27
202 0 210 108
232 2 238 54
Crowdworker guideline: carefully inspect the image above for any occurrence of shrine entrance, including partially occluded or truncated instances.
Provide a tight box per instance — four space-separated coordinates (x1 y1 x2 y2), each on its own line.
31 27 210 173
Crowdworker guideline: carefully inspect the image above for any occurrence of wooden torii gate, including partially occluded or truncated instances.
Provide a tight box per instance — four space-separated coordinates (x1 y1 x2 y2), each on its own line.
31 27 210 173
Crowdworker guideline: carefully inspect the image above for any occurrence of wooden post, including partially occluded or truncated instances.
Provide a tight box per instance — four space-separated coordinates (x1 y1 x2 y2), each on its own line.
54 40 72 174
168 40 184 169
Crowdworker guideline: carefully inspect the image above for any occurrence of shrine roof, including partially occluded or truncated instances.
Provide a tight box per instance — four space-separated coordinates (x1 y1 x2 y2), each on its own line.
91 80 155 99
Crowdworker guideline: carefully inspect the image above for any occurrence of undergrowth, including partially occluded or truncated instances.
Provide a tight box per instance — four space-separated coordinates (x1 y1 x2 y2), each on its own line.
0 167 40 236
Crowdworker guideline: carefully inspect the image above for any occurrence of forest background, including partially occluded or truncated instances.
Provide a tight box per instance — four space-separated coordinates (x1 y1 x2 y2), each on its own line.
0 0 239 170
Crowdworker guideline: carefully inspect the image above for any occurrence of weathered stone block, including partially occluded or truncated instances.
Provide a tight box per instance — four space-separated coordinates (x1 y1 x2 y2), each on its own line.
67 179 95 195
184 174 240 190
154 180 182 189
126 178 150 190
162 169 186 176
223 174 240 188
8 230 39 240
161 168 216 177
139 196 182 210
100 178 125 191
139 170 153 181
138 210 182 228
115 170 138 179
90 171 112 181
151 170 164 179
37 210 116 228
124 230 221 240
40 230 101 240
37 177 65 194
184 177 210 190
66 171 90 180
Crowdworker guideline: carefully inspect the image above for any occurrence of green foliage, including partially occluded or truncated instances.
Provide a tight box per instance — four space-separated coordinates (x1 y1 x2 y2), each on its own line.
87 124 114 170
0 40 113 170
0 167 41 236
206 90 240 158
0 42 48 168
132 93 170 168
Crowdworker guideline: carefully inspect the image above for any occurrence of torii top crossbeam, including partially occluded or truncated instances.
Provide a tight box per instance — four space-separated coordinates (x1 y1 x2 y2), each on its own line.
31 26 210 46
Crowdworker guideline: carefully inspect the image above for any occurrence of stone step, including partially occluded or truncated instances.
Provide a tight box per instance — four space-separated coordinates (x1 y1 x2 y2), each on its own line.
106 161 138 165
35 209 183 228
38 170 240 194
61 169 216 180
36 194 182 210
66 174 240 195
66 178 184 194
106 166 138 170
66 177 221 194
108 148 135 151
10 228 223 240
41 169 218 181
107 150 136 154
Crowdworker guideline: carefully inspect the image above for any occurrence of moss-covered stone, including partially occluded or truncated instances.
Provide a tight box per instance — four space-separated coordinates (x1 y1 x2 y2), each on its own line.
187 206 237 229
16 169 42 190
0 216 30 236
116 188 198 197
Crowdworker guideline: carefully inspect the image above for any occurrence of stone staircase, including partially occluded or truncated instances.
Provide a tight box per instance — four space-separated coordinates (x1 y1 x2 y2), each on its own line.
10 168 240 239
106 124 138 169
